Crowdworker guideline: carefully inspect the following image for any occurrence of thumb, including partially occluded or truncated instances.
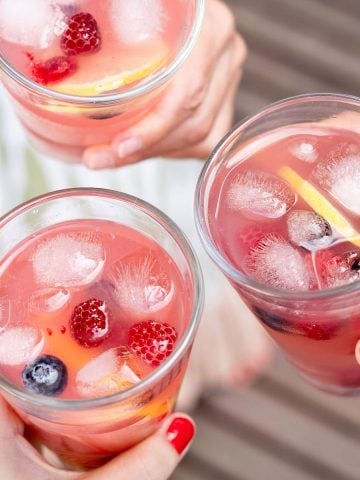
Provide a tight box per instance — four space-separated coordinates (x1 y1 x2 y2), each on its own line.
87 414 195 480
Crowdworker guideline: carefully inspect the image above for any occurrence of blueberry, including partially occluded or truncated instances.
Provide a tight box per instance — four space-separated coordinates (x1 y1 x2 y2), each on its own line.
253 306 297 334
22 355 67 396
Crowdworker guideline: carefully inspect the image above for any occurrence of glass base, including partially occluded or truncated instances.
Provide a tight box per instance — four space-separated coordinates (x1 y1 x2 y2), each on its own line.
299 371 360 396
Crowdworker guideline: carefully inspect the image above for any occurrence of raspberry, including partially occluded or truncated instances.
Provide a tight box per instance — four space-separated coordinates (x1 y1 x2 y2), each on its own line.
297 322 338 341
128 321 178 367
61 12 101 56
31 56 77 85
22 355 67 396
70 298 110 348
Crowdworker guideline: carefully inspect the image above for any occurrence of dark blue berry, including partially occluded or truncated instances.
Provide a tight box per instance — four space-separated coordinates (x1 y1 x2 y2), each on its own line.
253 307 297 334
22 355 67 396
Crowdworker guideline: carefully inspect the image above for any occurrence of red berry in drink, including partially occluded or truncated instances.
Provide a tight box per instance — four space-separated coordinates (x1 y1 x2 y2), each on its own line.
128 321 178 367
70 298 110 348
31 56 77 85
61 12 101 56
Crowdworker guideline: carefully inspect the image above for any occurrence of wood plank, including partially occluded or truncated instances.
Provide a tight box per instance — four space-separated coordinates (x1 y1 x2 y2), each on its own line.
181 410 323 480
229 6 360 91
206 385 360 480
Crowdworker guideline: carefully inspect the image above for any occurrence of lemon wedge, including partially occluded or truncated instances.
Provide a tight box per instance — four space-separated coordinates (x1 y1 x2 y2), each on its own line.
278 166 360 247
53 55 168 96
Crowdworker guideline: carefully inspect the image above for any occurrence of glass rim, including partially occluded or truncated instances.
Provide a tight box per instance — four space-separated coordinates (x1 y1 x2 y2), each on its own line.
195 92 360 302
0 0 205 105
0 187 204 410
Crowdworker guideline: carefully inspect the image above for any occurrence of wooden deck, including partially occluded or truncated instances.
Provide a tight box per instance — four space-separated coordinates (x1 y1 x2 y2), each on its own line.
174 1 360 479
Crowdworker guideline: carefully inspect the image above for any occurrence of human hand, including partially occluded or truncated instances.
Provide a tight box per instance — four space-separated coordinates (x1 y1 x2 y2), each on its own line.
83 0 247 169
0 395 195 480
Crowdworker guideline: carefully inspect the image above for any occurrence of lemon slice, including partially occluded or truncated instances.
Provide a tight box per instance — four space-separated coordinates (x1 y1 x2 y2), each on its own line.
278 166 360 247
53 54 168 96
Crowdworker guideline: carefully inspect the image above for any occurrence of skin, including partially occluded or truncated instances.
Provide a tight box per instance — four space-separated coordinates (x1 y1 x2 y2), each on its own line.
0 395 193 480
82 0 247 169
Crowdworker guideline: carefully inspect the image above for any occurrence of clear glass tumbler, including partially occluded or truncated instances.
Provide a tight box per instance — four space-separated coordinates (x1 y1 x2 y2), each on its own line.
195 94 360 395
0 188 203 469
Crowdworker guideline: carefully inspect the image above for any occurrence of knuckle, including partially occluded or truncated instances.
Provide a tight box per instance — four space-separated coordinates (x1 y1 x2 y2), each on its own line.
215 1 236 37
183 81 207 113
234 34 248 64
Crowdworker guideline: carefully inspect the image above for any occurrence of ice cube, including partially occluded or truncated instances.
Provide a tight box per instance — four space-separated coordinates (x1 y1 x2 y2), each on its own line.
110 0 166 44
246 234 311 290
111 251 173 316
0 327 44 366
227 170 296 219
289 137 319 163
312 143 360 215
32 233 105 288
287 210 332 251
76 347 143 398
315 248 360 288
0 0 65 48
29 287 70 314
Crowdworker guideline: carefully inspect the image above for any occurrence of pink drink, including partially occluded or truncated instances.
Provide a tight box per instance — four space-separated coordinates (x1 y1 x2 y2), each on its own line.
196 95 360 395
0 190 202 469
0 0 204 161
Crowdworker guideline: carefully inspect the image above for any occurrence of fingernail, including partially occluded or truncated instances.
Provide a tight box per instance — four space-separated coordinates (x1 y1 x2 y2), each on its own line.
117 137 143 159
83 147 115 169
166 417 195 455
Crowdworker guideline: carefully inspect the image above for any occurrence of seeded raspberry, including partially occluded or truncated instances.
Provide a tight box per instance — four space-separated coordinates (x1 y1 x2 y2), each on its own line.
31 56 77 85
61 12 101 56
128 321 178 367
70 298 110 348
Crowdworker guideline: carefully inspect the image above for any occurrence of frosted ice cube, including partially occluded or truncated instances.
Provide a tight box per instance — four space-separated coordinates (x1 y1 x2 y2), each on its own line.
312 143 360 215
111 251 173 316
110 0 166 44
246 234 311 290
287 210 332 251
316 249 360 288
0 327 44 366
227 170 296 219
289 137 319 163
76 347 142 398
32 233 105 288
0 0 66 48
29 287 70 314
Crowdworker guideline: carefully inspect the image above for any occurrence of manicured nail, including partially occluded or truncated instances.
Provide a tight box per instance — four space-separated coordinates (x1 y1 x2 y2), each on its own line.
166 417 195 455
83 147 115 169
117 137 143 159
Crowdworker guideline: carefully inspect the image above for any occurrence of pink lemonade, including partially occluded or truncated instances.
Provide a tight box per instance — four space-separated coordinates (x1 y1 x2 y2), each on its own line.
0 0 202 161
205 124 360 393
0 217 193 468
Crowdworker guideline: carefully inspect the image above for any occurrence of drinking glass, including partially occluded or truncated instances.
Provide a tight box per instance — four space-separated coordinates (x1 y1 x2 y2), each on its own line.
0 188 203 469
195 94 360 395
0 0 205 162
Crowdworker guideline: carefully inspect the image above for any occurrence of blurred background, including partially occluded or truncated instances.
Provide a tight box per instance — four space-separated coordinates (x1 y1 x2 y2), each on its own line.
173 1 360 479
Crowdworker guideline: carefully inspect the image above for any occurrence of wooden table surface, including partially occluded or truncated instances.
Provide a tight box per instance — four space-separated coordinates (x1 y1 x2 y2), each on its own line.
174 1 360 479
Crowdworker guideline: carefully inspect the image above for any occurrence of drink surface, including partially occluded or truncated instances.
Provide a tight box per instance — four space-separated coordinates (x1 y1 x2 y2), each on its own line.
211 126 360 293
0 0 188 96
0 219 188 400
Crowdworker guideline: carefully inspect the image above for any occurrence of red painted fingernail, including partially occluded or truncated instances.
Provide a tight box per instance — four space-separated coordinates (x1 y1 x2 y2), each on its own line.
166 417 195 455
